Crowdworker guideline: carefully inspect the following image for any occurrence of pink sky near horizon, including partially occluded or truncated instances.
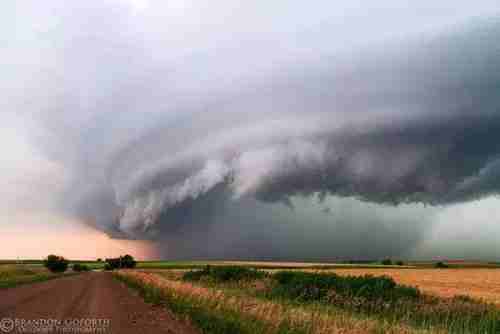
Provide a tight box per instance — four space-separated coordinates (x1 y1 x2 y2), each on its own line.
0 213 159 260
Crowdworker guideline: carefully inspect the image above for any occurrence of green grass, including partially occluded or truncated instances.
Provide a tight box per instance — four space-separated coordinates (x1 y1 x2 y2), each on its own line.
136 261 213 270
77 262 105 269
4 259 500 270
137 261 418 270
266 271 500 333
114 272 305 334
0 265 77 289
269 271 419 302
176 267 500 333
183 265 266 282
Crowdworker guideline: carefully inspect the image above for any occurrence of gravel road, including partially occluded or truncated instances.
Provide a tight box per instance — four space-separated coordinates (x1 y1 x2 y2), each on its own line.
0 272 198 334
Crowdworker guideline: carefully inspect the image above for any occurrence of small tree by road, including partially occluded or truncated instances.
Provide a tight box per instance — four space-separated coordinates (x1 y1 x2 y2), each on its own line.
104 254 137 270
44 255 69 273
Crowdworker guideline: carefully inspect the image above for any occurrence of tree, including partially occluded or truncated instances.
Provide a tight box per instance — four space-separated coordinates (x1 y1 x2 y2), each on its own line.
105 254 136 270
435 261 449 268
121 254 137 268
381 258 393 266
44 255 69 273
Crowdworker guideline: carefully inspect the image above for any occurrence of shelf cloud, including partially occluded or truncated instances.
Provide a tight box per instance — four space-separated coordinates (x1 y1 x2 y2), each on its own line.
3 1 500 259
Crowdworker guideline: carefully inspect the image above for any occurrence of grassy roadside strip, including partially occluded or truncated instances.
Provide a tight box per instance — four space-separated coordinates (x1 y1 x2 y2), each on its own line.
0 272 80 289
114 271 438 334
114 271 302 334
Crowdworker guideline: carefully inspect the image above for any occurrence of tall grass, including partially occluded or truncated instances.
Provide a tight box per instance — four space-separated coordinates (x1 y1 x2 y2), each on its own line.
181 267 500 333
0 265 68 289
267 271 500 333
116 270 438 334
270 271 419 302
114 271 304 334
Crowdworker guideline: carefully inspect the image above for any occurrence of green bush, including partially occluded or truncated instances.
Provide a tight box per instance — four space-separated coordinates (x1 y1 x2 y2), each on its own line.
381 258 393 265
72 263 90 272
183 265 265 282
396 260 404 266
270 271 419 303
105 254 137 270
435 261 449 268
44 255 68 273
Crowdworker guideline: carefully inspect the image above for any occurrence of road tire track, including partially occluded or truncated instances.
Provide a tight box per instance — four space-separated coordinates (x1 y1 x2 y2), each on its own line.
0 272 198 334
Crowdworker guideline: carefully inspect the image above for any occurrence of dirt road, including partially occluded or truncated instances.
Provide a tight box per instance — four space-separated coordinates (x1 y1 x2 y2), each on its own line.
0 272 198 334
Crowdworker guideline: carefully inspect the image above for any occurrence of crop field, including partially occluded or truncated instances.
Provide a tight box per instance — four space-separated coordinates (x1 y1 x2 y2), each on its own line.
114 264 500 334
137 265 500 303
0 265 61 288
2 259 500 333
319 268 500 305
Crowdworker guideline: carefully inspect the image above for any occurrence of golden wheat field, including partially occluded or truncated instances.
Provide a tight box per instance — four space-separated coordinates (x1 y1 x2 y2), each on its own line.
123 265 500 333
320 268 500 304
145 264 500 304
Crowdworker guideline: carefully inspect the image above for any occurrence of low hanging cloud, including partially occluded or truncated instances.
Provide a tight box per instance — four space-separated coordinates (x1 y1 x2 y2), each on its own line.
106 19 500 237
3 1 500 259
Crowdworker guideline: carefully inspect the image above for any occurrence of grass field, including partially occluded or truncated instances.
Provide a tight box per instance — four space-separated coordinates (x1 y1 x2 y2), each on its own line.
116 270 431 334
3 259 499 270
0 265 66 288
3 259 500 332
320 268 500 305
114 264 500 334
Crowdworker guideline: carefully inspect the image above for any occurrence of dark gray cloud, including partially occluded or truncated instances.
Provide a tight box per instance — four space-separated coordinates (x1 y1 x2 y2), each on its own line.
3 1 500 259
108 20 500 234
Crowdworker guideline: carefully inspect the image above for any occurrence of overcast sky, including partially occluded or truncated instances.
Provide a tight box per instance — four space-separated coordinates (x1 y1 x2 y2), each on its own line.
2 1 500 260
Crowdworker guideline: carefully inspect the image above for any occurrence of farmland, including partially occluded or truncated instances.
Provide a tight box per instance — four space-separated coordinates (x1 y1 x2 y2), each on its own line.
0 265 64 288
3 260 500 333
114 263 500 334
324 268 500 305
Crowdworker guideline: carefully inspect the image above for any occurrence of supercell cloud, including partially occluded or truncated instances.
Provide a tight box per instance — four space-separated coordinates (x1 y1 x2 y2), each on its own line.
2 1 500 259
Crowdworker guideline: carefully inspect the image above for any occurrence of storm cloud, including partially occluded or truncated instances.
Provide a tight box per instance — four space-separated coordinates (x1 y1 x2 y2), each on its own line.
3 1 500 259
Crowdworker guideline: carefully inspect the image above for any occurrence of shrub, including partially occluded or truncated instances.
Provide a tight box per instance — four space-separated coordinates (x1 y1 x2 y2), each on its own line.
72 263 90 272
396 260 404 266
381 258 393 265
270 271 419 304
183 265 265 282
121 254 137 268
44 255 69 273
105 254 137 270
435 261 449 268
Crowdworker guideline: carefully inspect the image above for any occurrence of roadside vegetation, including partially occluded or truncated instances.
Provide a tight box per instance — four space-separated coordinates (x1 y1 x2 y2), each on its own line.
116 270 427 334
115 266 500 333
0 265 62 289
0 254 92 289
262 271 499 333
72 263 91 272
